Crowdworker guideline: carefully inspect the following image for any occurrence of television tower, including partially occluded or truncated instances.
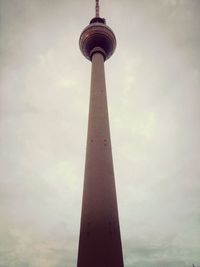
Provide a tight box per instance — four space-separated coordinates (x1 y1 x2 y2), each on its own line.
77 1 124 266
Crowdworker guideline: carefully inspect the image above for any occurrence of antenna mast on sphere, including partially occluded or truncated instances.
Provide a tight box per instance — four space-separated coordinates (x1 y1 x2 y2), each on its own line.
95 0 100 17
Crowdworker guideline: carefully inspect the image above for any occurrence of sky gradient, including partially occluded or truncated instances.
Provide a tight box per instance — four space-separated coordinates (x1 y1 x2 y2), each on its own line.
0 0 200 266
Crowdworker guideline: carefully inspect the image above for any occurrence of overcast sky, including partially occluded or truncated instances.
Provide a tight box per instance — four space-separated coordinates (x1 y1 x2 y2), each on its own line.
0 0 200 267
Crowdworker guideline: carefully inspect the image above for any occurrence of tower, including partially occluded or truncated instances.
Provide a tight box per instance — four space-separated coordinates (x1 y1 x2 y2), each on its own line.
77 1 124 266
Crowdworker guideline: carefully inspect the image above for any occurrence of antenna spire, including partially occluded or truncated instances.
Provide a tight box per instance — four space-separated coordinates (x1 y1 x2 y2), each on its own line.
95 0 100 17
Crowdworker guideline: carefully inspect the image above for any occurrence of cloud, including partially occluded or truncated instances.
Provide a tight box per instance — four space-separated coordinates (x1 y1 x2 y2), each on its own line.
1 0 200 266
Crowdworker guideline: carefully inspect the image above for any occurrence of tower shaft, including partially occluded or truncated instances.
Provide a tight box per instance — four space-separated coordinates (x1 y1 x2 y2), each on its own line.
77 52 124 267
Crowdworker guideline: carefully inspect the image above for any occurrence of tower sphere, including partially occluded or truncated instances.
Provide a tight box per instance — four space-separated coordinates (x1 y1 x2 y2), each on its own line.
79 17 116 61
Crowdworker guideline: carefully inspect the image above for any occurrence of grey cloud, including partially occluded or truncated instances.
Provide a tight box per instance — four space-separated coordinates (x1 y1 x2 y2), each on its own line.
1 0 200 266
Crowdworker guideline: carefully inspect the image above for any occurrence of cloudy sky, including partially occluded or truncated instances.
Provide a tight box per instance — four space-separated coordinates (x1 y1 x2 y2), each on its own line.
0 0 200 266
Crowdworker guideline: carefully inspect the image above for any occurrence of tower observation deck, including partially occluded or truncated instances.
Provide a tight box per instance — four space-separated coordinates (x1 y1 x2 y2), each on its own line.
77 1 124 266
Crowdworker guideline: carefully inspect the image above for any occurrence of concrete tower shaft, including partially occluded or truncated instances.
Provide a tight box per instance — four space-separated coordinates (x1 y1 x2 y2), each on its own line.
77 52 124 267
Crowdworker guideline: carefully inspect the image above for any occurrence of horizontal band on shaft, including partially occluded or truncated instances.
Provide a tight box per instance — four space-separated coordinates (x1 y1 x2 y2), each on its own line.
90 47 106 61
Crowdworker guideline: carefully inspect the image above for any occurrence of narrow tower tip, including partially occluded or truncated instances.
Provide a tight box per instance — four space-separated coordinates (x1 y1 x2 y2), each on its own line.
96 0 100 17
